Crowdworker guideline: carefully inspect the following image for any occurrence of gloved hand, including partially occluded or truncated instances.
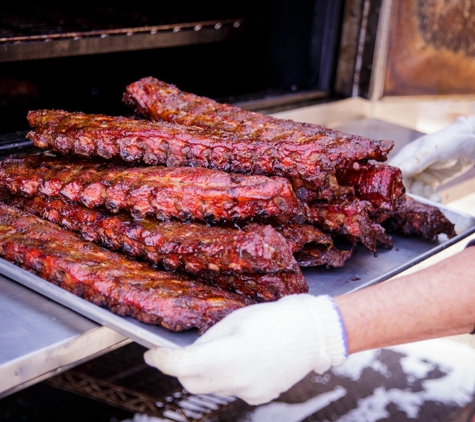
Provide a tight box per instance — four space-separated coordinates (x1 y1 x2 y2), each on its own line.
144 294 347 406
388 115 475 202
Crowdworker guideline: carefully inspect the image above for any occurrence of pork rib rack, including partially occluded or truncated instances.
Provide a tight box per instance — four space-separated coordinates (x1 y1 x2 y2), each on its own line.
0 153 305 224
122 77 394 199
0 201 253 333
27 106 392 201
5 194 307 302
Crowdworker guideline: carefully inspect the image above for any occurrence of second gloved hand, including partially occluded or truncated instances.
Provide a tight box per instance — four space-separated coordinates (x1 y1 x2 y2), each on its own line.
144 294 347 406
388 115 475 201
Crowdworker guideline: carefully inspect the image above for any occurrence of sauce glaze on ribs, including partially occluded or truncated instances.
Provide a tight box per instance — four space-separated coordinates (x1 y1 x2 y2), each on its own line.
294 245 352 268
0 153 305 224
122 77 394 199
336 163 405 211
5 194 307 302
0 202 253 333
27 105 393 202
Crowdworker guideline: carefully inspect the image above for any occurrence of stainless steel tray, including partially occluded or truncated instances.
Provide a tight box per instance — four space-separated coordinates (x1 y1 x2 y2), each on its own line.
2 195 475 349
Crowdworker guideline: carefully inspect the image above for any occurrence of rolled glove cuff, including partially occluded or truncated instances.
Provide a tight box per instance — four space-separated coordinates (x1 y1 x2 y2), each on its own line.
309 295 348 372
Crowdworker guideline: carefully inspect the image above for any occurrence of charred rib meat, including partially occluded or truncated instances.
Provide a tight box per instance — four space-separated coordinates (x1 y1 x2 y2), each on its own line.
376 195 457 241
294 245 352 268
271 222 351 267
122 77 393 156
0 201 253 333
273 222 334 253
122 77 394 198
0 153 305 224
336 163 405 211
308 198 393 253
5 194 307 302
202 270 308 302
27 105 392 201
6 195 297 274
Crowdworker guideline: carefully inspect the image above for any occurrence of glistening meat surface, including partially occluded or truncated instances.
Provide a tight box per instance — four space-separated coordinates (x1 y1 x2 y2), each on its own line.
272 222 351 268
336 163 406 211
294 245 352 268
27 107 392 201
0 202 253 334
5 194 307 302
5 195 297 274
0 153 305 223
122 77 394 199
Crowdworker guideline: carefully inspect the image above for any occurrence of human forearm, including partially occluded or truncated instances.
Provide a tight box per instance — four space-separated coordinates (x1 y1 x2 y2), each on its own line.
335 246 475 354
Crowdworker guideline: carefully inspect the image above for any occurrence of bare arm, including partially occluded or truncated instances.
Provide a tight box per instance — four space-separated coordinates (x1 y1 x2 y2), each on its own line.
335 245 475 354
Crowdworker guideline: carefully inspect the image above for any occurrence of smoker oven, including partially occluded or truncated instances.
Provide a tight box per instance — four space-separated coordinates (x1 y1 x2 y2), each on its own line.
0 0 347 135
1 1 475 420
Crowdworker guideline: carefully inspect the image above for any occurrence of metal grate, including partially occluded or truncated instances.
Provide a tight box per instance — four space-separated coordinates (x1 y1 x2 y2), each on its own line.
0 4 248 62
0 18 244 44
0 18 246 63
46 371 238 421
43 342 243 422
0 3 243 40
0 130 36 158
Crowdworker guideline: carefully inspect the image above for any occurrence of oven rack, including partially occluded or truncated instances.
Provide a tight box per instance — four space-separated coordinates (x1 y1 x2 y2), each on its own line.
1 17 246 62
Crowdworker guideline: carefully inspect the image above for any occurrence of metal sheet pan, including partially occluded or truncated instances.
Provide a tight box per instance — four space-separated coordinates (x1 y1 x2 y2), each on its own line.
0 275 130 396
1 195 474 350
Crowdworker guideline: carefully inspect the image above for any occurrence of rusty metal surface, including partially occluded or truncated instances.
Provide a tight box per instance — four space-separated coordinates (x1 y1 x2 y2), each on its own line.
334 0 382 99
335 0 365 97
384 0 475 96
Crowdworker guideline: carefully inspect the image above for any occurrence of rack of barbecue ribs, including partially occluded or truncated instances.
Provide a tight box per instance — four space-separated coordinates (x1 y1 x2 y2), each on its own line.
26 108 392 202
0 152 391 256
2 194 309 302
0 77 457 335
119 78 456 239
0 201 254 334
21 107 456 250
375 195 457 241
121 77 395 199
0 153 306 223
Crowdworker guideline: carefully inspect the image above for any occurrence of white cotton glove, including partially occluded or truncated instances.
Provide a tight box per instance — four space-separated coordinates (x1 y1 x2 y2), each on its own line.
144 294 347 406
388 115 475 202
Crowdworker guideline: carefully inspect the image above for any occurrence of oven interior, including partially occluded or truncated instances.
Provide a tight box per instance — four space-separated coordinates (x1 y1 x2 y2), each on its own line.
0 0 345 136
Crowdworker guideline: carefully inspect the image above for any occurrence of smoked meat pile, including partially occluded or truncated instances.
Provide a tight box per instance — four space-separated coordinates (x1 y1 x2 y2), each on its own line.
0 201 252 334
0 76 457 334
